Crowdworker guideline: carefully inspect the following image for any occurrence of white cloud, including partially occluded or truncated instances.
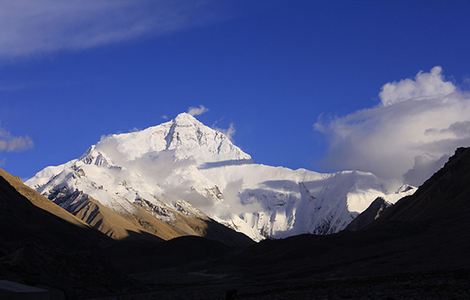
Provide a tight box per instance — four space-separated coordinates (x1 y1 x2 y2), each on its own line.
0 129 33 152
316 66 470 187
379 66 455 106
187 105 209 116
0 0 219 58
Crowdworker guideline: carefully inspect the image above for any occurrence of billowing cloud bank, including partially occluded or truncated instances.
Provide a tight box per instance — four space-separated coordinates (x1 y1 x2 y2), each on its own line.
316 66 470 186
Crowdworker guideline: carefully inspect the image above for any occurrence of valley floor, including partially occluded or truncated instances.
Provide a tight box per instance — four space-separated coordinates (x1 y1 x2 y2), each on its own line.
91 269 470 300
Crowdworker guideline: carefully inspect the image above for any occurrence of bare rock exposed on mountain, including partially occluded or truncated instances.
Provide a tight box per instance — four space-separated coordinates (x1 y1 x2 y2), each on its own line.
345 197 392 231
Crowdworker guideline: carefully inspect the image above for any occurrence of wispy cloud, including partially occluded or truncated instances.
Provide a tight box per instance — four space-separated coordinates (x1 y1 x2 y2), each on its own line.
316 66 470 186
214 122 236 141
0 0 220 59
0 129 33 152
187 105 209 116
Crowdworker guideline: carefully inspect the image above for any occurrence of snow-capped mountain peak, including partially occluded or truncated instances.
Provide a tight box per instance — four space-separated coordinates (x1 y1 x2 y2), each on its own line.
173 112 202 125
26 112 415 241
92 113 251 164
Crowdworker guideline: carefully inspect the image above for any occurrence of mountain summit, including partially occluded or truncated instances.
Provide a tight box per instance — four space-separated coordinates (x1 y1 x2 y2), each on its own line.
27 113 414 241
92 112 251 164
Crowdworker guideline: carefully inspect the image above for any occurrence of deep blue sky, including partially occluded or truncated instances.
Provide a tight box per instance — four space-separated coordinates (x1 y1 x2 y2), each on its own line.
2 0 470 178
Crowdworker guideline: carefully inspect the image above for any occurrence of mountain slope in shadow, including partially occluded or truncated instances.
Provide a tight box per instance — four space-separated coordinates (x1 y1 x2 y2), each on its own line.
0 169 131 298
0 167 251 298
345 197 392 231
377 147 470 225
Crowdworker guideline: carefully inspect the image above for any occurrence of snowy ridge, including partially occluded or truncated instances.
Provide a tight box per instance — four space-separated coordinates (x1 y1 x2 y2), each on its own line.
27 113 415 241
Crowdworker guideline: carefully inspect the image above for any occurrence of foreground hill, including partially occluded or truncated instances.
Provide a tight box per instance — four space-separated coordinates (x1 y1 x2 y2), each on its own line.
377 147 470 225
0 168 127 298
